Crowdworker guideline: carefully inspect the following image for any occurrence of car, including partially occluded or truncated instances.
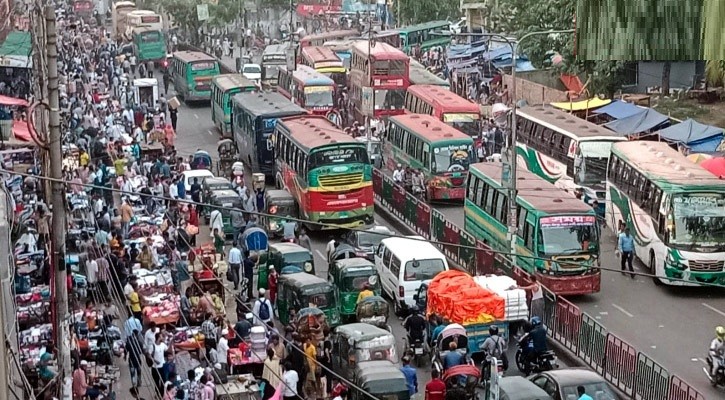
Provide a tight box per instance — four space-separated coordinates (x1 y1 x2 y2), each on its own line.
242 63 262 83
182 169 215 194
343 225 394 261
499 376 554 400
529 369 619 400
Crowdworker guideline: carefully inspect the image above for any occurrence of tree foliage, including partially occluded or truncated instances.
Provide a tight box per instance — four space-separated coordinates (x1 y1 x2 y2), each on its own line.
159 0 244 31
397 0 460 25
488 0 628 98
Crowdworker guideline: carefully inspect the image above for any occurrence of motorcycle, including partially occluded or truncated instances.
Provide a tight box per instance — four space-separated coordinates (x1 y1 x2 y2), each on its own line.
704 356 725 387
480 356 504 388
515 340 557 375
404 334 429 367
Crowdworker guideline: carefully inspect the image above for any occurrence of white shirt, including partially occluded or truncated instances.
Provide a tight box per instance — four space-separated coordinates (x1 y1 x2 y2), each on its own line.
282 370 299 397
217 337 229 364
531 283 543 301
252 298 274 325
326 240 336 261
144 330 156 355
392 168 404 183
228 247 243 264
169 183 178 199
152 342 168 368
124 282 134 299
210 210 224 236
86 259 98 283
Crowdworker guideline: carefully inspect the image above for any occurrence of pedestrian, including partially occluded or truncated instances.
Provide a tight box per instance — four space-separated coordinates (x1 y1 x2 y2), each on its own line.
262 347 282 400
228 242 243 290
213 228 225 256
152 332 171 395
514 275 544 320
282 361 300 400
231 208 245 244
298 228 311 251
400 356 418 396
425 370 446 400
253 288 274 326
267 266 278 306
169 105 178 131
243 252 258 300
217 329 230 371
201 312 218 351
618 227 635 278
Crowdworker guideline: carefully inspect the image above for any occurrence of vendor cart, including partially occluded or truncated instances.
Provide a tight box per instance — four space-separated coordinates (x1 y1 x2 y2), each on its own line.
141 142 165 159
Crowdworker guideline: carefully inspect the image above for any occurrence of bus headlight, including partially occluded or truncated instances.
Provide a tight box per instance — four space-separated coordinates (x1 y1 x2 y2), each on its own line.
665 254 686 270
269 221 278 231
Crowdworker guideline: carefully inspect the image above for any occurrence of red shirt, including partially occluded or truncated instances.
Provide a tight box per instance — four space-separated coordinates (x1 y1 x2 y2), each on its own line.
425 378 446 400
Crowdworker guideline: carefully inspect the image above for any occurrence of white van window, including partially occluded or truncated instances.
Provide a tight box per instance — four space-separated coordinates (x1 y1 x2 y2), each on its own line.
404 259 445 281
390 255 401 276
382 247 392 268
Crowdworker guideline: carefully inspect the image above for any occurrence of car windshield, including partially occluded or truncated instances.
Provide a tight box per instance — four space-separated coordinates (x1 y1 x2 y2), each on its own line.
305 293 330 308
432 143 474 174
561 383 618 400
264 65 282 80
538 215 598 256
284 252 313 264
443 113 480 137
243 65 261 74
304 86 334 107
576 140 619 185
357 230 390 247
671 193 725 248
404 259 445 281
343 274 378 291
268 204 295 216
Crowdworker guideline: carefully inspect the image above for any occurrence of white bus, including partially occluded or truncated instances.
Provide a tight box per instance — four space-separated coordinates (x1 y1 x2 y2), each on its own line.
606 141 725 286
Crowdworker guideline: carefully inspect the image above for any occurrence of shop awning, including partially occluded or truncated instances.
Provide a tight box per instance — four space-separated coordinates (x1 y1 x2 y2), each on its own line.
0 95 29 107
592 100 643 120
12 120 31 142
551 98 611 111
700 157 725 178
603 108 670 135
658 118 724 152
0 31 32 69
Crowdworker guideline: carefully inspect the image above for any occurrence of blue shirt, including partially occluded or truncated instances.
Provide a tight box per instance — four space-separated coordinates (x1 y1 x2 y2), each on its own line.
123 316 142 339
618 233 635 252
400 364 417 395
177 180 186 199
432 324 447 343
443 350 463 370
578 394 594 400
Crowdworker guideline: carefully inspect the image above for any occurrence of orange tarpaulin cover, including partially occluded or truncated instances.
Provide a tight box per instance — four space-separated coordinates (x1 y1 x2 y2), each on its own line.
427 270 505 324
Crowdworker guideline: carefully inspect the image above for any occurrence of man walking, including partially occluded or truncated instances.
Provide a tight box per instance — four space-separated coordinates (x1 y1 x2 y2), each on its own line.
618 227 635 278
243 252 258 300
228 242 243 291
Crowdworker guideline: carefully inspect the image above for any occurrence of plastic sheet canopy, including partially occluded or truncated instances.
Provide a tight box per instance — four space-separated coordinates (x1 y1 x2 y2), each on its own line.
426 270 505 324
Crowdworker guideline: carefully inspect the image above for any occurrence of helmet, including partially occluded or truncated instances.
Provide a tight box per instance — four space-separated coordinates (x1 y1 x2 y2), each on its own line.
489 325 499 336
717 326 725 340
530 316 542 327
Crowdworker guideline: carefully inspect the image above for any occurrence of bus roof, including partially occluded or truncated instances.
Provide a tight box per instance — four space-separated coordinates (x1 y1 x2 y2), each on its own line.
389 114 472 142
232 92 307 118
470 163 594 213
286 65 335 86
408 85 478 113
396 20 450 33
212 74 256 90
277 115 361 152
352 41 408 60
263 43 290 55
301 46 342 64
173 51 216 63
517 106 624 140
113 1 136 8
127 10 158 16
612 141 723 186
301 29 359 42
323 40 360 51
408 66 449 87
132 26 160 34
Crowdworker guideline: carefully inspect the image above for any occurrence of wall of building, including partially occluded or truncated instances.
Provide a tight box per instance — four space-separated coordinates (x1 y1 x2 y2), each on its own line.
634 61 702 93
503 70 569 105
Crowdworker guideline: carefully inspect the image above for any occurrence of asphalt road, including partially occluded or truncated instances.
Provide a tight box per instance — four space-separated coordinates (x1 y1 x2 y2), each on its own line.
167 75 572 396
432 201 725 398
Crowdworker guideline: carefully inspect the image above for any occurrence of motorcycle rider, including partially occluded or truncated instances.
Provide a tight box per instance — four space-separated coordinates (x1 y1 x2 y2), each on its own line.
708 326 725 382
411 168 425 198
404 305 427 352
519 316 548 370
481 325 507 372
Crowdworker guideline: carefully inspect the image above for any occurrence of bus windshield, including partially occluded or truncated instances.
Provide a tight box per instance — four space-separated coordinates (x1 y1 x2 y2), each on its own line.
304 86 334 107
310 146 369 169
432 143 474 174
374 89 405 110
443 113 481 137
671 193 725 248
538 215 598 255
138 31 161 43
577 140 618 185
264 65 283 80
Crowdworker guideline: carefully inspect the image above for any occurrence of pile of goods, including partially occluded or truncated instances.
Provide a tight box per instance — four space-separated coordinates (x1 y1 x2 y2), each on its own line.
472 275 528 321
427 270 505 324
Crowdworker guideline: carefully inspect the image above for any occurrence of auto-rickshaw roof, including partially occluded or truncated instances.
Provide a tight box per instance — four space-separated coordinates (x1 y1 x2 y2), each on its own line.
334 257 375 272
203 177 231 187
280 272 331 290
210 189 242 200
335 323 391 342
265 189 296 203
271 242 312 255
217 138 235 147
355 362 407 392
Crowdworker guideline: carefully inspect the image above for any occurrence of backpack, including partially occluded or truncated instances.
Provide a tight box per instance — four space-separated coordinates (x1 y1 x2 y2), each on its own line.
491 336 509 371
258 299 271 320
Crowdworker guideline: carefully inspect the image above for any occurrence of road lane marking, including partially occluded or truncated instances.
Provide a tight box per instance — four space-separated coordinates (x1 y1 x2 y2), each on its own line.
208 130 214 136
315 249 326 261
702 302 725 317
611 304 634 318
194 113 199 119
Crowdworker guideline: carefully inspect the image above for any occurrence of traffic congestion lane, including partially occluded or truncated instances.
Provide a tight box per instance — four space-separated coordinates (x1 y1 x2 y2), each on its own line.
431 202 725 397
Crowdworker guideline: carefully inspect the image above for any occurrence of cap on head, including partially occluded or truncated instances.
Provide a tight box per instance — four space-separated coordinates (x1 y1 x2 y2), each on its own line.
258 288 266 296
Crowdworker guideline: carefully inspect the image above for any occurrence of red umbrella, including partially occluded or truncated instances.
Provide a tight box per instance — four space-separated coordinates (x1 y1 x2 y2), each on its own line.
700 157 725 178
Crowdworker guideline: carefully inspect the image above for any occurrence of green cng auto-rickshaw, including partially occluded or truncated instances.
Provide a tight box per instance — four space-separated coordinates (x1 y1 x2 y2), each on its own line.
201 177 233 223
333 323 398 379
327 258 380 320
268 243 315 275
262 190 298 238
351 360 410 400
208 189 243 237
277 272 340 327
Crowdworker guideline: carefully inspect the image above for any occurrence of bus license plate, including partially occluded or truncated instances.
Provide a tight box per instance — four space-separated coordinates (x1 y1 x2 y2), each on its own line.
414 348 423 355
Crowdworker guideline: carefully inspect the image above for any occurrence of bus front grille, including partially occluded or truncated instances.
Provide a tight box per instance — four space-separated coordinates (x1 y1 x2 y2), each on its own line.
689 260 724 272
552 255 591 269
318 173 363 188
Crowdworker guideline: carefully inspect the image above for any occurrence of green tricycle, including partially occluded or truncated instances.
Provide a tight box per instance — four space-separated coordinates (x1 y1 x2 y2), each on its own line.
276 272 341 327
261 189 298 238
327 257 380 322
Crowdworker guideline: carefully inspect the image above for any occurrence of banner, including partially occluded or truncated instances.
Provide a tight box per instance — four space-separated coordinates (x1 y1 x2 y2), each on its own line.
197 4 209 21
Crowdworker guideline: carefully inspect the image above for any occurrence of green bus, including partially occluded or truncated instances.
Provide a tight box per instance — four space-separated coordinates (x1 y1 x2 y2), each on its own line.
170 51 221 102
381 114 474 201
131 27 167 63
464 163 601 295
606 141 725 286
397 21 451 54
211 74 258 136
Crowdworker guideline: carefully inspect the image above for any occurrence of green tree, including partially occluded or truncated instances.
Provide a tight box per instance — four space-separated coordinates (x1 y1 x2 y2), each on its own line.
397 0 459 25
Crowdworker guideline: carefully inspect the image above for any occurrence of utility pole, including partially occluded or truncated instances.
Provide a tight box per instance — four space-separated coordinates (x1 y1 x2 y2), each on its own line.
365 17 375 151
45 5 71 392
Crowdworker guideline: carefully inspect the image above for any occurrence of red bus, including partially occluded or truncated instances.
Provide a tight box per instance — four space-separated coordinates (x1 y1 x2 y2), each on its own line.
299 30 359 48
382 114 474 201
404 84 482 139
277 65 336 116
274 115 374 228
371 29 402 48
296 0 343 18
348 41 410 124
299 46 347 87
